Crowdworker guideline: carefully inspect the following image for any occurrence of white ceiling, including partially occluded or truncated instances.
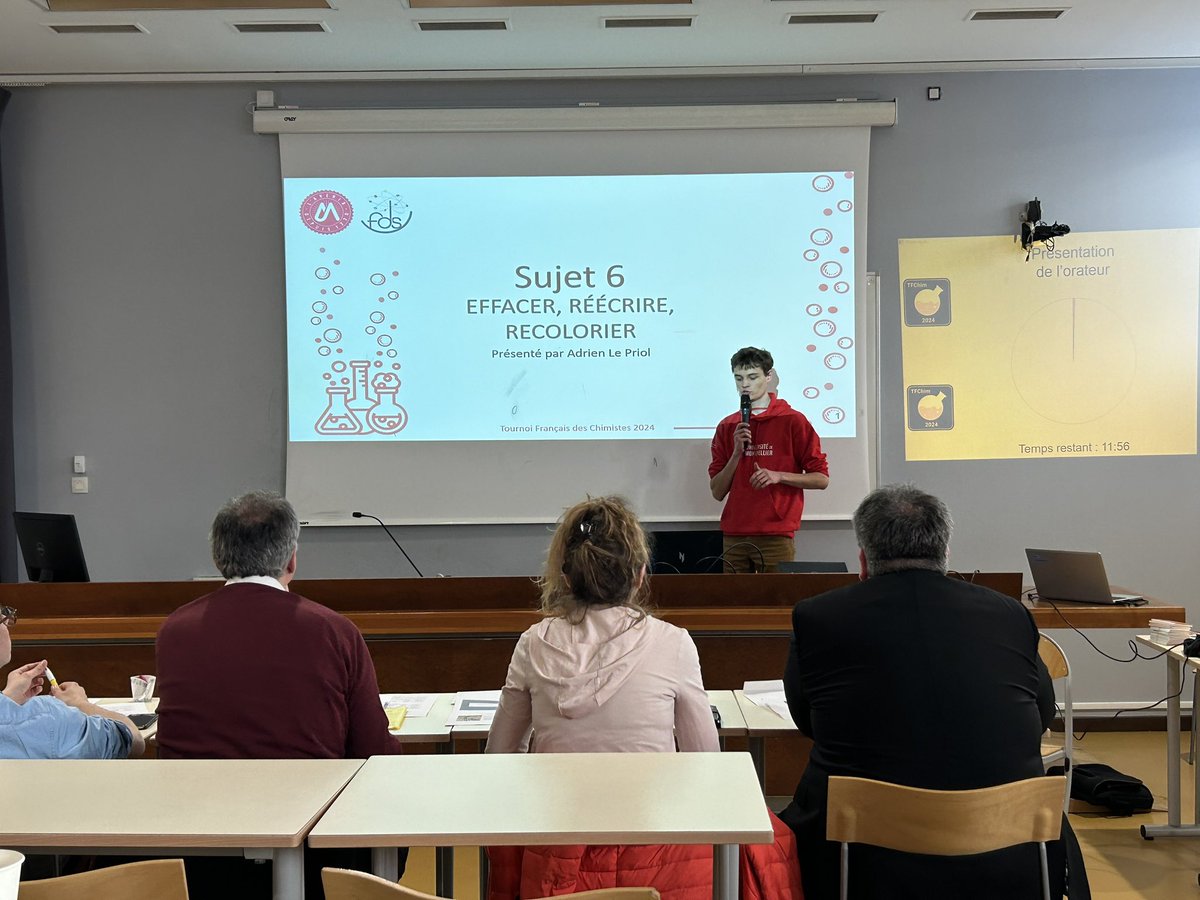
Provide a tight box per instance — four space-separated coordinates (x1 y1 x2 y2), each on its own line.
2 0 1200 84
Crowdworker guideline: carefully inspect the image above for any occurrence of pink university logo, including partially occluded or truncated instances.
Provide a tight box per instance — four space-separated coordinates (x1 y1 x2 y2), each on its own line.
300 190 354 235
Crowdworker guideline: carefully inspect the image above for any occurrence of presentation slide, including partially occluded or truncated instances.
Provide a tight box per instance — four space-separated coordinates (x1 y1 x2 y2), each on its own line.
283 172 857 443
899 228 1199 461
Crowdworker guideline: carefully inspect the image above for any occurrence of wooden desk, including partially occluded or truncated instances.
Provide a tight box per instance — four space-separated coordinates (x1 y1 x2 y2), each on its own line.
4 576 1179 797
1134 635 1200 839
0 758 363 900
732 691 797 789
309 752 772 900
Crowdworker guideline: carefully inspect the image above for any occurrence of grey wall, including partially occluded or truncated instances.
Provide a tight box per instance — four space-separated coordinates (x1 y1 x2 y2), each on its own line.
4 69 1199 705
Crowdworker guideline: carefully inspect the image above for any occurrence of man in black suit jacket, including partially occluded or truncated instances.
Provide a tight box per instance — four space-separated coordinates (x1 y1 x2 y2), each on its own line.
779 484 1089 899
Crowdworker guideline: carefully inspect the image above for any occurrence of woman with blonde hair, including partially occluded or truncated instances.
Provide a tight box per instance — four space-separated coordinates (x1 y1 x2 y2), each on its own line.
486 495 719 754
485 497 803 900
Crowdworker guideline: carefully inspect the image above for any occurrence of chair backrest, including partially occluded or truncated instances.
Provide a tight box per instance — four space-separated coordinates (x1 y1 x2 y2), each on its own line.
1038 634 1070 680
17 859 189 900
547 892 662 900
322 868 444 899
826 775 1066 856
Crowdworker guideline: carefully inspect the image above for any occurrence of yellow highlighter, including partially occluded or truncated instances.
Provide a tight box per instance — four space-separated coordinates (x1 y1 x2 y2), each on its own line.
43 666 59 689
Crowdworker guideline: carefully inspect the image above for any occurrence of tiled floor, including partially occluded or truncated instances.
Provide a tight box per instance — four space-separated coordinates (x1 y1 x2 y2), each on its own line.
398 732 1200 898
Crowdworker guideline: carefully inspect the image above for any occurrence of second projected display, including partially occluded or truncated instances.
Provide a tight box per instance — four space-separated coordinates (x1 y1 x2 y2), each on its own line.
284 172 856 442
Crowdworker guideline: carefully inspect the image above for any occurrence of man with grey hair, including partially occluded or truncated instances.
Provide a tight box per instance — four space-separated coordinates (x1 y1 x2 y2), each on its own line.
156 490 398 759
779 485 1086 899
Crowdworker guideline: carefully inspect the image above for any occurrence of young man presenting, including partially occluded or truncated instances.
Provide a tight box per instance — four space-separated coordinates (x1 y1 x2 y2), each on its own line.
708 347 829 573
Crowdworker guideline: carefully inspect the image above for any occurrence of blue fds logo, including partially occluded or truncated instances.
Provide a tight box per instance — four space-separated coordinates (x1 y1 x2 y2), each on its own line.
362 190 413 234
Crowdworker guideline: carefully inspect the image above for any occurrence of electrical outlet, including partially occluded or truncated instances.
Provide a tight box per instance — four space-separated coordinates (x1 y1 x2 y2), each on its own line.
70 477 89 494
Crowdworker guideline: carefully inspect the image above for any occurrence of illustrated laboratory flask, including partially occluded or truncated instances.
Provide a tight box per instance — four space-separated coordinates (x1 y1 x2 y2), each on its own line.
347 360 375 412
365 385 408 435
315 386 364 435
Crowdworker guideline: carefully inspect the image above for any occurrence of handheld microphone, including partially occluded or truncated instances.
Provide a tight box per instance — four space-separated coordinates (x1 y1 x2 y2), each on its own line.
351 511 424 578
740 392 752 425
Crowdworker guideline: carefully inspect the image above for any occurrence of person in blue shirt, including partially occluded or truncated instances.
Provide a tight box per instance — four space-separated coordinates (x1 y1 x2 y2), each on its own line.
1 605 143 759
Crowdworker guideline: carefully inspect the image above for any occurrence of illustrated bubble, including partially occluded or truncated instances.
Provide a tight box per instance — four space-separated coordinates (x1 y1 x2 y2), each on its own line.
319 247 326 254
810 229 833 246
390 324 397 330
326 314 334 320
374 360 383 367
388 351 398 359
824 352 847 370
392 270 399 276
806 344 817 352
310 316 322 326
806 304 823 316
823 407 846 424
824 382 834 390
365 326 377 335
823 209 833 216
322 373 331 380
834 282 850 294
820 262 843 278
332 286 344 295
370 273 386 286
829 306 839 314
812 175 835 192
837 337 854 349
370 311 386 324
331 361 347 373
315 267 331 280
819 284 829 292
837 200 853 212
323 328 342 343
388 291 399 300
844 172 854 179
312 301 328 313
318 346 331 356
333 259 341 265
803 386 820 399
802 249 820 262
336 348 342 353
340 377 349 385
320 289 327 295
840 246 850 254
377 335 393 347
376 351 383 357
814 319 837 337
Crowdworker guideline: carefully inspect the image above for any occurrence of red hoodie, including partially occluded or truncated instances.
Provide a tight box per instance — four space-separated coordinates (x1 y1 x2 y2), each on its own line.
708 394 828 537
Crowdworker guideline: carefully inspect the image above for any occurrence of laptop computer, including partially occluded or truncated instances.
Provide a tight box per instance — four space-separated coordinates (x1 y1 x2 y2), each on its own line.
1025 548 1143 604
649 530 724 574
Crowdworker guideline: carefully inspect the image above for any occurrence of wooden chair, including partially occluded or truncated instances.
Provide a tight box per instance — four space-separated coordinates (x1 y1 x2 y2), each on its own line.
1039 633 1074 811
826 775 1066 900
17 859 189 900
322 868 660 899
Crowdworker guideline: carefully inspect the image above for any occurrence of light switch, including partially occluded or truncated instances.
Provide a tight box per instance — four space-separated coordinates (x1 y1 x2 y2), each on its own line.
73 455 86 474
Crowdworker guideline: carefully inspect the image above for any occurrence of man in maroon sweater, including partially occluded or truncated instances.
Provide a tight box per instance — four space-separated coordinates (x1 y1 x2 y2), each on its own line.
156 490 398 760
156 490 400 898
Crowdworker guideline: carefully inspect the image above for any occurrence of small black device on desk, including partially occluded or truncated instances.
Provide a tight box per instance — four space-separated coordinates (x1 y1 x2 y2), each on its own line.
710 705 722 728
129 713 158 730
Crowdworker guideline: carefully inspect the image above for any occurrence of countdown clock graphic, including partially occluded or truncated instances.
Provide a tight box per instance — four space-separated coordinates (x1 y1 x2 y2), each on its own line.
1010 297 1136 424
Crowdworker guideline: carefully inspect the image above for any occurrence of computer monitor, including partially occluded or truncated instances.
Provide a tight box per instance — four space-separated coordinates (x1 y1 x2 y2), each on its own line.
777 561 850 574
13 512 90 583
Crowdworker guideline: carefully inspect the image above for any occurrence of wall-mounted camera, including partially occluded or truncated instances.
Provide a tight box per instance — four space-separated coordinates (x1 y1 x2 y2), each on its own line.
1019 197 1070 260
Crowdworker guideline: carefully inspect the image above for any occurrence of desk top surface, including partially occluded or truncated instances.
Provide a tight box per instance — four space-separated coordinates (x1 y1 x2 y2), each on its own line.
0 758 363 848
309 751 772 848
733 691 797 736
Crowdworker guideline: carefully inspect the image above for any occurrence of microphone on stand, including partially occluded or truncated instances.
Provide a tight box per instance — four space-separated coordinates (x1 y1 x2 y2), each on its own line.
351 511 424 578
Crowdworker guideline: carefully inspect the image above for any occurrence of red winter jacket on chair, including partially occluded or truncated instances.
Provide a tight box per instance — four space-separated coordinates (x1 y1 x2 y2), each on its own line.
486 809 803 900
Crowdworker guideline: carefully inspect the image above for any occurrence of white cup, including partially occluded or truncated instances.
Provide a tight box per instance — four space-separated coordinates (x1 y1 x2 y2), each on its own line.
130 675 156 703
0 849 24 900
